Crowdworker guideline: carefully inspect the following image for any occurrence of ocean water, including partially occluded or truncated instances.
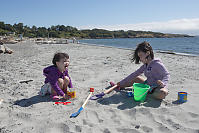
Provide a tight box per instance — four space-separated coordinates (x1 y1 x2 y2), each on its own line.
79 37 199 56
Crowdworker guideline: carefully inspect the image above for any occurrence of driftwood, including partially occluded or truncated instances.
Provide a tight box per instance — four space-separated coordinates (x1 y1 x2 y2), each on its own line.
19 80 33 84
0 41 13 54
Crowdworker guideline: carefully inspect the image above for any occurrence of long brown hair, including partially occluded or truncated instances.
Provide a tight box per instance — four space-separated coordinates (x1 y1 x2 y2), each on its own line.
131 41 154 64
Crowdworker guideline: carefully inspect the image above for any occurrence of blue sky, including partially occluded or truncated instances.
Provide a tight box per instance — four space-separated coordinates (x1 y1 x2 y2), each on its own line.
1 0 199 35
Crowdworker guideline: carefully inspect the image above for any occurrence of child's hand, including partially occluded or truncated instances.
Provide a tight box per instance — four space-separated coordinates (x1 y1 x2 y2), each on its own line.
63 94 69 100
117 82 120 87
157 80 164 87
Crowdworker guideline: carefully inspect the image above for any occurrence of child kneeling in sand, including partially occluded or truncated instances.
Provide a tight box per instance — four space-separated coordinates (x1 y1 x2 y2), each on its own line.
111 41 170 100
40 52 73 100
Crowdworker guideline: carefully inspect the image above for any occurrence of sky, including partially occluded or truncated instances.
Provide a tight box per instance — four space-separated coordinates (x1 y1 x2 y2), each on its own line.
1 0 199 35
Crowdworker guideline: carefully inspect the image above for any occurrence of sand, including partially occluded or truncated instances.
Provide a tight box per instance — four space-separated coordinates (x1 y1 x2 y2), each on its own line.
0 41 199 133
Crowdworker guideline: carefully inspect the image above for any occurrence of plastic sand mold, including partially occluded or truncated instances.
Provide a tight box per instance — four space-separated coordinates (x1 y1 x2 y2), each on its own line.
127 91 133 97
55 102 71 105
178 92 187 103
67 88 76 98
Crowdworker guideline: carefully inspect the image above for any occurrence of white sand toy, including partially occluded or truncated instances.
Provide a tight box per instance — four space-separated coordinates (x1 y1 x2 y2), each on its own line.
70 88 94 118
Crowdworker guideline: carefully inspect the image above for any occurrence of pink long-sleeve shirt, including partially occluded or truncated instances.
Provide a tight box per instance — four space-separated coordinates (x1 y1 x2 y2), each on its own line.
120 58 170 87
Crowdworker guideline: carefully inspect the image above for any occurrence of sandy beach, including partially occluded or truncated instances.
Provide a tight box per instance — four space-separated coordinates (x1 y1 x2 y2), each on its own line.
0 41 199 133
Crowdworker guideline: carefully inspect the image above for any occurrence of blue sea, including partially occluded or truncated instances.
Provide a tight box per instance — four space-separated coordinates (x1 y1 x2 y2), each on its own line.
79 37 199 56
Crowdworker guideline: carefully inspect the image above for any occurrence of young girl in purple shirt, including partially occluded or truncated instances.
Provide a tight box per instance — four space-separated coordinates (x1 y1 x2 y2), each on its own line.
112 41 170 99
42 52 73 100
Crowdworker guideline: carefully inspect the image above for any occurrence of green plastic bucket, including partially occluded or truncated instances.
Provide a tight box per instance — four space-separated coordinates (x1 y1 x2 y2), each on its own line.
133 83 150 101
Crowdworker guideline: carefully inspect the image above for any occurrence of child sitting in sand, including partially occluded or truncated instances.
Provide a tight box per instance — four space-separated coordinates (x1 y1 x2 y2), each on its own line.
40 52 73 100
111 41 170 100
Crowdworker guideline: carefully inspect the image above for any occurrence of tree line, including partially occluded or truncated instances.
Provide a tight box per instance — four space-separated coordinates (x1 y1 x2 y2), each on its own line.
0 21 192 39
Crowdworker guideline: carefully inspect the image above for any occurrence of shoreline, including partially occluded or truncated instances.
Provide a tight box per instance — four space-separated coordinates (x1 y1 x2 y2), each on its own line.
79 42 199 57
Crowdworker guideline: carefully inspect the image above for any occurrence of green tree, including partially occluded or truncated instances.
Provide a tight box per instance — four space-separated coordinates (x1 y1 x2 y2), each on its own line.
5 24 14 32
0 21 5 29
13 23 24 34
49 31 59 38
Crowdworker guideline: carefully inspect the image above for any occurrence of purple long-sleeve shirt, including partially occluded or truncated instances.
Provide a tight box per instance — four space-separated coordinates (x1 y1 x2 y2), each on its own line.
120 59 170 87
43 65 73 96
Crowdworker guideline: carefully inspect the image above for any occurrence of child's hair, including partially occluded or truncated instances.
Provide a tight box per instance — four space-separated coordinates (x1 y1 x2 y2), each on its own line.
0 41 3 45
131 41 154 64
52 52 69 66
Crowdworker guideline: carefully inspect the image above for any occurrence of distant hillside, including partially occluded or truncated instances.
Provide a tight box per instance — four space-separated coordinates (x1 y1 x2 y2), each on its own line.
0 21 193 39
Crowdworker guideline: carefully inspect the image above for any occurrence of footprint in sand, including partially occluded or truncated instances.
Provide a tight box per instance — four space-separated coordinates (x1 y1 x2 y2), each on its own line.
103 128 111 133
15 112 31 120
188 112 199 118
58 123 70 132
141 126 153 133
108 109 122 125
116 128 139 133
166 118 182 130
82 110 103 127
83 119 93 127
92 111 104 123
75 125 82 132
108 109 117 119
156 122 172 132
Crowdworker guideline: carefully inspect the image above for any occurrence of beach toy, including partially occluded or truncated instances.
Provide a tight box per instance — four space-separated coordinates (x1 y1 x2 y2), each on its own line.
90 85 117 100
178 92 187 103
90 88 94 92
90 92 105 100
67 88 76 98
127 91 133 97
133 83 150 102
55 102 71 105
70 88 94 118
